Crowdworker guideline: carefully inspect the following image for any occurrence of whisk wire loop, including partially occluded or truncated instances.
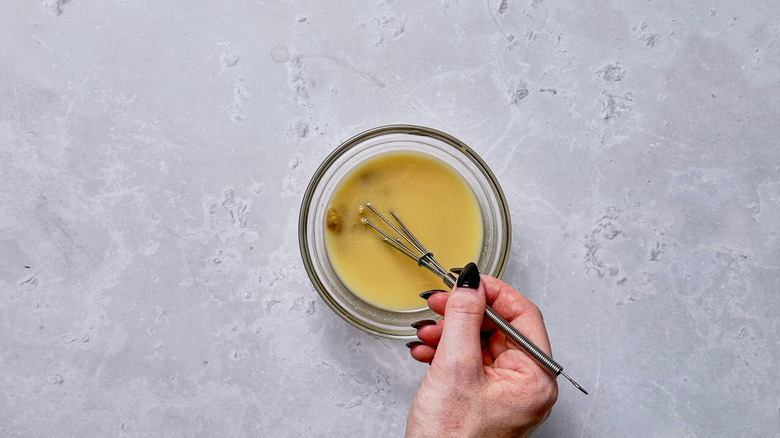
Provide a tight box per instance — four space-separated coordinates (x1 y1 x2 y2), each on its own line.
362 203 450 280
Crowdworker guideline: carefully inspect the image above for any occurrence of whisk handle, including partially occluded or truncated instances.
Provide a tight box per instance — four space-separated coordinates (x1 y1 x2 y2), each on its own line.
483 307 563 376
442 273 457 288
441 273 562 376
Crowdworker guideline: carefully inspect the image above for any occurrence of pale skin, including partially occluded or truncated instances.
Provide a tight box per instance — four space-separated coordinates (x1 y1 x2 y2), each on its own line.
405 275 559 438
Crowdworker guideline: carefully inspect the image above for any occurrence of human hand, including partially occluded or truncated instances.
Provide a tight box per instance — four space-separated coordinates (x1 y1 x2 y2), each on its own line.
405 263 558 438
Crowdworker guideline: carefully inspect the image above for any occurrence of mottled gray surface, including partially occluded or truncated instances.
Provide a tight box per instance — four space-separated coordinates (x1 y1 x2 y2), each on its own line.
1 1 778 437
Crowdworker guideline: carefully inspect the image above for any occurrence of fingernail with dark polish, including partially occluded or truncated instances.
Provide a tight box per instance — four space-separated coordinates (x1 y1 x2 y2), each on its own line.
411 319 437 329
456 262 480 289
406 341 425 349
419 289 446 300
450 267 463 274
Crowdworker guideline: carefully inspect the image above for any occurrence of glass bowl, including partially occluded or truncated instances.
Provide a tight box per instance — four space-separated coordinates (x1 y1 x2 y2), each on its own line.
298 125 511 339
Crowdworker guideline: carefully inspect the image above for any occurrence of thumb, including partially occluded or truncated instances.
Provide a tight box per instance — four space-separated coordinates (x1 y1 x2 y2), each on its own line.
434 262 487 382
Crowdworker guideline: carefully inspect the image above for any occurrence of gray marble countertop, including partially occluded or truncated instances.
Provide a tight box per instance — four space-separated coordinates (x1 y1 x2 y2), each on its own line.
2 1 778 436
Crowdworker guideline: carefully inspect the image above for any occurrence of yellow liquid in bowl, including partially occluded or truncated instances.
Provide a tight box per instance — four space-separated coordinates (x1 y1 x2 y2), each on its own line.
324 151 483 311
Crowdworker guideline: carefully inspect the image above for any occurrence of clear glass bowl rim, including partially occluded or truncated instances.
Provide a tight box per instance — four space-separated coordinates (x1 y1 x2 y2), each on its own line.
298 124 512 338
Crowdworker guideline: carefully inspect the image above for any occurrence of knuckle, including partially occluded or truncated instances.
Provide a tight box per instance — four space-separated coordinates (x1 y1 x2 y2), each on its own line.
447 295 484 318
529 374 559 416
517 301 544 325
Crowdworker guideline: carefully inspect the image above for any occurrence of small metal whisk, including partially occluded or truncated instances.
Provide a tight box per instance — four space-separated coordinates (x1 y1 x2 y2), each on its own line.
362 203 588 395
